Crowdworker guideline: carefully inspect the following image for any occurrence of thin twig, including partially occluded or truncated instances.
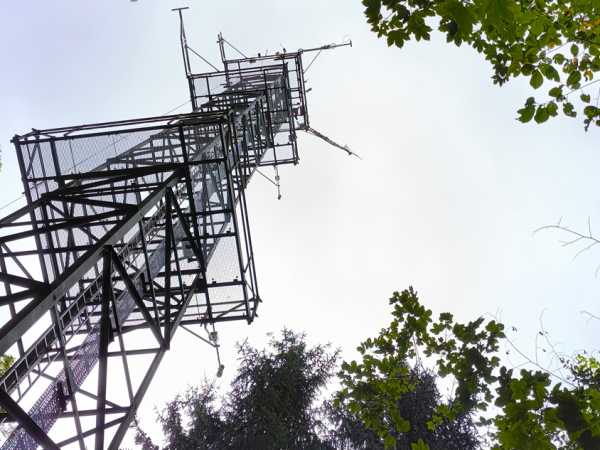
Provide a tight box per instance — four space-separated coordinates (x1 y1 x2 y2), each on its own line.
534 217 600 265
486 311 574 387
581 310 600 322
503 333 574 387
539 310 569 380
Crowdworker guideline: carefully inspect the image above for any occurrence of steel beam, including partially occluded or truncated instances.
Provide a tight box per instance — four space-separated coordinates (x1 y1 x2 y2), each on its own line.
0 170 181 356
0 389 59 450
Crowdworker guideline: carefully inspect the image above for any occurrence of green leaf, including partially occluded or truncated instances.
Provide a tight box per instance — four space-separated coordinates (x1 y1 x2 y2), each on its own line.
571 44 579 57
563 102 577 118
539 63 560 82
530 70 543 88
407 15 432 42
384 435 396 450
584 105 599 118
440 0 475 38
362 0 382 23
411 439 431 450
581 93 591 103
521 64 535 76
517 104 535 122
549 86 563 98
534 105 549 123
567 71 582 88
485 0 514 38
547 101 558 117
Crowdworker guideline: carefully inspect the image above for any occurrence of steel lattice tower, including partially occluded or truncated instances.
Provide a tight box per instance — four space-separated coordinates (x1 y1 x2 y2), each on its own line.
0 16 348 449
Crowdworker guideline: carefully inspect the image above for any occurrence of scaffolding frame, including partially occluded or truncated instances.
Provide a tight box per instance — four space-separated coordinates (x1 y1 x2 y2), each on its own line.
0 17 346 447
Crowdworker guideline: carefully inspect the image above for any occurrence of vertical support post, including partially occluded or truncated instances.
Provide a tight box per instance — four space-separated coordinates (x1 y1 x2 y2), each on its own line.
262 72 277 158
164 191 172 347
111 298 134 403
12 136 52 287
228 111 260 314
108 270 203 450
50 306 86 450
179 127 213 321
217 32 231 86
172 7 197 110
237 158 260 316
41 146 87 444
138 222 159 323
282 64 299 163
219 123 251 320
0 250 26 396
296 53 310 129
96 247 113 450
50 138 78 270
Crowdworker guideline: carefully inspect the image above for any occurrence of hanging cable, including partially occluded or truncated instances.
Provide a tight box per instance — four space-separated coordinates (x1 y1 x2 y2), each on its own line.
255 168 278 187
180 321 224 377
209 322 224 377
203 321 224 376
274 166 282 200
255 167 282 200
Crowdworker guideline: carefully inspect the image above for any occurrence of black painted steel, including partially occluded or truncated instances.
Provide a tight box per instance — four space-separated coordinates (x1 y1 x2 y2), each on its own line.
0 30 320 448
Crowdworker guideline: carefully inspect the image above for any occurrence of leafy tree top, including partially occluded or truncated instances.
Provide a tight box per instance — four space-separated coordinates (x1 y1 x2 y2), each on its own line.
337 287 600 449
363 0 600 129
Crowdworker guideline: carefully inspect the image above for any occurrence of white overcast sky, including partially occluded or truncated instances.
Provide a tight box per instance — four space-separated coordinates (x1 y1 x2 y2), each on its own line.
1 1 599 447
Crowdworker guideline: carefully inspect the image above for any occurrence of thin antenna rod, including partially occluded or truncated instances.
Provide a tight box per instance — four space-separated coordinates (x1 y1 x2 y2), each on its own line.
174 8 220 73
299 40 352 55
304 126 362 159
172 7 192 76
303 41 353 74
217 33 227 65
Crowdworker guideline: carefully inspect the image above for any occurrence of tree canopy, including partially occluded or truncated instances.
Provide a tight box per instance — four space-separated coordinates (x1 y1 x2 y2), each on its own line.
337 288 600 449
329 365 479 449
139 328 480 450
362 0 600 129
139 293 600 450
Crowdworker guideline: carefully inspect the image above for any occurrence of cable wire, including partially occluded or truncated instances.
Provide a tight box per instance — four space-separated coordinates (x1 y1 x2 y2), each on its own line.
186 45 220 71
303 49 323 74
0 195 26 213
222 37 248 59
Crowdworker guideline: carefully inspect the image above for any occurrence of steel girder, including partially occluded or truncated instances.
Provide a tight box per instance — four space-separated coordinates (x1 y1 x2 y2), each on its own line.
0 90 286 447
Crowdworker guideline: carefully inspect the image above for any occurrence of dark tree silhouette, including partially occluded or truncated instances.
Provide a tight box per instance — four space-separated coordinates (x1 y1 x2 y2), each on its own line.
138 329 481 450
136 330 338 450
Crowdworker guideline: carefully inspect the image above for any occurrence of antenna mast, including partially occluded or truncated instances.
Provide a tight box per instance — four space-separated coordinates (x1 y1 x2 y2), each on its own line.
173 7 192 76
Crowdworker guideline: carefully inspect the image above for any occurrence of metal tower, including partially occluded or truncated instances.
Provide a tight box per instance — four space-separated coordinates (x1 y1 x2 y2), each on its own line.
0 14 349 450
